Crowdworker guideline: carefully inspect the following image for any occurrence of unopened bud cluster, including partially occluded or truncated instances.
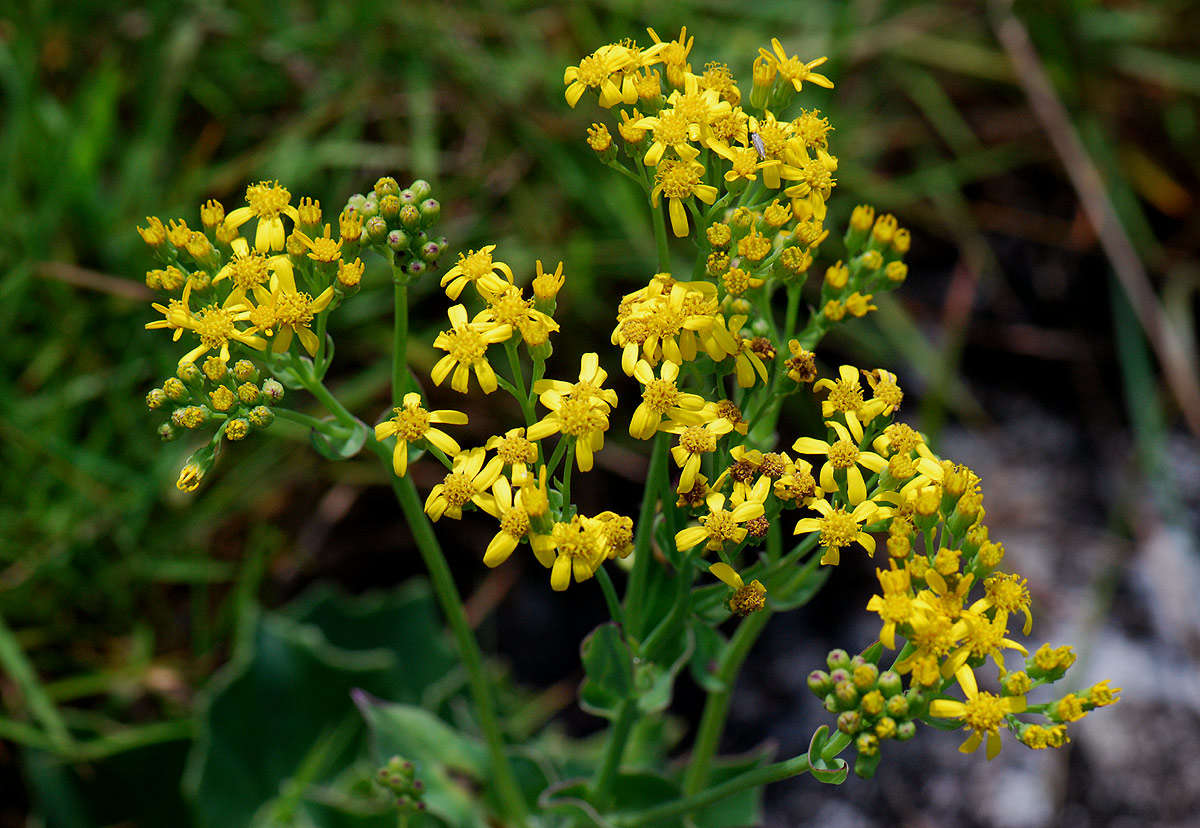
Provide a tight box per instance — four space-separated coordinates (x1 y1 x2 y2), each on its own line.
375 756 426 814
344 177 446 283
808 648 921 778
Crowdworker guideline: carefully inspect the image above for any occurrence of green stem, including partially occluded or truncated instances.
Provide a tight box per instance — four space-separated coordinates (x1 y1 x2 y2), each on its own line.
504 339 536 427
683 609 771 795
625 433 669 639
0 611 72 751
273 407 334 432
617 753 811 827
589 699 638 808
393 281 408 404
387 472 528 825
595 567 624 628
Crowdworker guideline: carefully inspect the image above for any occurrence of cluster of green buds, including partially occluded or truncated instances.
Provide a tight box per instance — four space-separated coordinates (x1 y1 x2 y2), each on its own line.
344 177 446 283
807 647 923 779
147 358 284 490
374 755 426 815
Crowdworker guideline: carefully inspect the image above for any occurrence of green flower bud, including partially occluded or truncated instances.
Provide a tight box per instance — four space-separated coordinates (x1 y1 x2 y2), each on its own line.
827 649 851 672
248 405 274 428
834 680 859 710
233 359 258 382
177 362 201 385
837 710 861 735
419 198 440 225
877 670 903 697
366 216 389 244
157 422 178 441
399 204 421 231
379 194 402 221
146 388 168 409
895 721 916 741
824 693 839 714
398 188 418 206
885 693 909 718
261 378 285 404
409 179 432 200
852 663 879 691
225 418 250 441
419 241 441 263
807 669 833 698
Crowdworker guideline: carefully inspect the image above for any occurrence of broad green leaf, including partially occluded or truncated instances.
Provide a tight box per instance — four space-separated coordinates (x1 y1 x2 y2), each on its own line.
578 623 634 719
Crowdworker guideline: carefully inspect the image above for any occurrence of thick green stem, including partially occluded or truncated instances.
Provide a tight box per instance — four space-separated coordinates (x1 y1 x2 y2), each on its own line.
273 407 334 432
387 470 528 825
595 567 624 628
625 433 669 640
618 753 811 827
682 609 771 795
589 699 638 808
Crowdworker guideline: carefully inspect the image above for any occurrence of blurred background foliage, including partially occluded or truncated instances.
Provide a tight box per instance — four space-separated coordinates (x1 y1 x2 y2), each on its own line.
1 0 1198 825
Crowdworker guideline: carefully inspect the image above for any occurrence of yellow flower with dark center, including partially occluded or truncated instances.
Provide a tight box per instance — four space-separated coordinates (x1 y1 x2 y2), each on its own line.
709 562 767 616
374 392 468 477
430 304 512 394
793 497 882 565
930 665 1026 760
675 491 765 553
424 447 503 522
223 180 301 253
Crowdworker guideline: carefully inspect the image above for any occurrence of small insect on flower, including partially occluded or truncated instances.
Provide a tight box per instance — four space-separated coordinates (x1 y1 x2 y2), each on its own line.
750 131 766 161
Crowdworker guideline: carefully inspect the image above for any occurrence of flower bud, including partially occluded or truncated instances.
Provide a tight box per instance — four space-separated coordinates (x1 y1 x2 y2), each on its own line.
807 669 834 698
419 198 440 226
836 710 861 735
419 241 441 263
158 422 179 441
407 259 428 278
877 670 903 697
237 382 260 405
224 418 250 441
176 446 215 492
261 378 285 403
380 194 402 221
895 721 916 741
852 663 879 691
399 204 421 231
374 177 400 199
209 385 235 412
827 649 851 672
860 689 884 716
387 230 409 253
366 216 389 244
177 362 202 385
248 405 274 428
337 258 365 290
233 360 258 383
163 377 189 402
834 679 859 710
146 388 168 409
885 693 909 718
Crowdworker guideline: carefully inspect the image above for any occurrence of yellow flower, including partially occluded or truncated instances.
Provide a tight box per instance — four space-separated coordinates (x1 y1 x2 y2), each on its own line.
294 224 344 264
533 352 618 413
244 257 334 355
865 369 903 415
485 427 539 486
675 491 765 553
374 392 468 477
635 107 702 167
701 314 769 388
146 282 266 366
646 26 694 88
211 237 283 304
666 417 735 494
424 447 504 522
223 180 301 253
482 476 540 568
473 284 558 345
430 304 512 394
758 38 834 92
791 419 888 505
929 665 1026 760
650 158 719 237
439 245 514 301
563 43 632 108
971 572 1034 636
793 497 883 566
709 562 767 616
545 514 609 591
628 359 707 439
526 394 610 473
866 565 914 649
813 365 887 432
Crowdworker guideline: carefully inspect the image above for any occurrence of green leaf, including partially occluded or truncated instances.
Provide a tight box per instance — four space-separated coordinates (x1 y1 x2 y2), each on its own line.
688 618 729 693
355 697 489 828
634 626 694 715
310 417 369 461
806 726 848 785
578 623 634 719
184 580 455 828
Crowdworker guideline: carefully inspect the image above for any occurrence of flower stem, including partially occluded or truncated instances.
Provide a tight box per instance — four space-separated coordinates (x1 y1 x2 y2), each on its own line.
682 608 771 795
624 432 669 640
595 566 624 628
618 752 811 827
0 611 72 751
392 281 408 404
589 699 638 808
